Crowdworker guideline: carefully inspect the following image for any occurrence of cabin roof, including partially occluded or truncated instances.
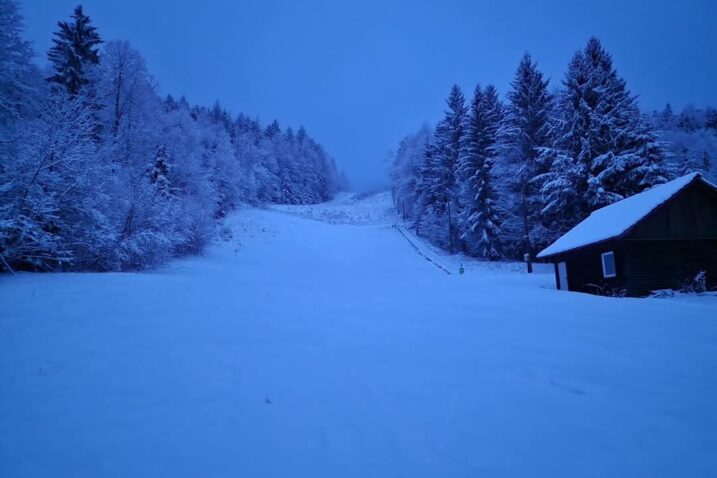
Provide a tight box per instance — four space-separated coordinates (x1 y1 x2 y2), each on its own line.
537 172 716 259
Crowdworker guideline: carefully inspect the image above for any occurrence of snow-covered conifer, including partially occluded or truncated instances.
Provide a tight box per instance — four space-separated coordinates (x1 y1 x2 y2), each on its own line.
47 6 102 96
150 146 171 197
539 38 667 238
417 85 466 251
457 84 502 259
494 53 552 258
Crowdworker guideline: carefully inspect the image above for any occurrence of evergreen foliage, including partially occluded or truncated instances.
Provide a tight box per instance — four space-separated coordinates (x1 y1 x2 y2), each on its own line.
47 5 102 96
0 4 344 272
457 84 502 259
539 38 667 238
494 53 553 257
390 39 681 261
415 85 467 252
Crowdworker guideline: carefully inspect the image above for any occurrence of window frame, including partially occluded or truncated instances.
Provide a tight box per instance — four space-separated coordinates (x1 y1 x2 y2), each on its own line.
601 251 617 279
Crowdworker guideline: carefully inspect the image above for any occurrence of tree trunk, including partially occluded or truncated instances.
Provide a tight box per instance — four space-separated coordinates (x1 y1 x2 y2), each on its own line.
521 181 532 261
113 70 123 135
447 200 454 254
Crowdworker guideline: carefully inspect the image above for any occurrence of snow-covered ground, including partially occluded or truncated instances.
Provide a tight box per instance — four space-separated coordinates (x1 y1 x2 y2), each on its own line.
269 191 396 226
1 192 716 478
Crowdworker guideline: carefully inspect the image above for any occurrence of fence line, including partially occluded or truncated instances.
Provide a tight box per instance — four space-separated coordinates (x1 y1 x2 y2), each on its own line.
393 224 452 275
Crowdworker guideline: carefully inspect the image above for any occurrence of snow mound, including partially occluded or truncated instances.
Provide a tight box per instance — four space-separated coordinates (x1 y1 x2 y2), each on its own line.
270 191 397 226
538 173 711 258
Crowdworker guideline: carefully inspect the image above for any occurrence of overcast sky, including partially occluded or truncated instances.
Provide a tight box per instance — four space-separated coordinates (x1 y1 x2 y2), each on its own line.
20 0 717 190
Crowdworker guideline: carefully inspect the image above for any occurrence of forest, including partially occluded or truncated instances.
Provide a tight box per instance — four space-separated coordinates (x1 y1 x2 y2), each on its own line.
0 2 345 273
389 39 717 260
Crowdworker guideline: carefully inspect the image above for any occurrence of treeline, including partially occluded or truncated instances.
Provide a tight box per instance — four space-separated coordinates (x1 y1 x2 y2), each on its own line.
0 2 344 273
390 37 716 261
651 105 717 178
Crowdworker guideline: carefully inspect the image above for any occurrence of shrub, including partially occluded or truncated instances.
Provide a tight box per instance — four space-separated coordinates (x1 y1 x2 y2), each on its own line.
680 271 708 294
586 283 628 297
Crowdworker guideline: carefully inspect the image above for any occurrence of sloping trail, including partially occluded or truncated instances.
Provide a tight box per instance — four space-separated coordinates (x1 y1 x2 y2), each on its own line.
393 224 453 275
1 195 717 478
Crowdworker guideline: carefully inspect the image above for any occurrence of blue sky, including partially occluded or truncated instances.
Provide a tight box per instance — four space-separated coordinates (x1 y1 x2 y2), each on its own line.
20 0 717 190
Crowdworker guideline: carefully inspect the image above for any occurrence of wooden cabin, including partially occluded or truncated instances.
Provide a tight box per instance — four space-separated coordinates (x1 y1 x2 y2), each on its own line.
537 172 717 296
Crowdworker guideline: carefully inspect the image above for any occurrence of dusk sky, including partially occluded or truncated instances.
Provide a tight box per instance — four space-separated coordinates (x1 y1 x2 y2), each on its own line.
20 0 717 190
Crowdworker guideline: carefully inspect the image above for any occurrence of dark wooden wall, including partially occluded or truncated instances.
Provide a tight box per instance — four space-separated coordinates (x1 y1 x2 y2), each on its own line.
620 180 717 295
622 239 717 295
556 180 717 296
562 241 623 294
630 181 717 239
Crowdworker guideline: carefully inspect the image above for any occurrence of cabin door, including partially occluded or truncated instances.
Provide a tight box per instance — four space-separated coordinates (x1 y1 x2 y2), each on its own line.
558 261 569 290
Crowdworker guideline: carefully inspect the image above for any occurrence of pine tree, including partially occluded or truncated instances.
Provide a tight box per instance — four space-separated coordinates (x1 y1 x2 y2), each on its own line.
418 85 467 251
296 126 307 145
265 119 281 138
457 84 502 259
47 5 102 96
414 136 442 239
658 104 675 129
706 108 717 133
494 53 552 258
539 38 667 237
150 145 171 197
702 151 712 173
677 106 700 132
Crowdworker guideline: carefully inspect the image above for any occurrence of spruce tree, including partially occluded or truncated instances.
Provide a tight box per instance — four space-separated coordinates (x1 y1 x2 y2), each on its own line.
414 136 441 239
150 146 171 197
423 85 467 252
677 107 700 132
539 38 667 237
494 53 552 258
47 5 102 96
658 104 675 129
296 126 307 145
706 108 717 132
265 119 281 138
702 151 712 173
458 84 503 259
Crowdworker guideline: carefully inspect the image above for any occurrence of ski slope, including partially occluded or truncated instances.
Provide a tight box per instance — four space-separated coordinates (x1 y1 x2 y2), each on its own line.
1 193 716 478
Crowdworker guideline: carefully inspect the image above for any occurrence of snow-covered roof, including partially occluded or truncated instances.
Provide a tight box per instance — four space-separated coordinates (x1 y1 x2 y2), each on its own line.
537 173 714 259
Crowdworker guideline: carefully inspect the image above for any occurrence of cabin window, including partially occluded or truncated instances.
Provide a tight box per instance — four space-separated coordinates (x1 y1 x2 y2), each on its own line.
601 251 616 278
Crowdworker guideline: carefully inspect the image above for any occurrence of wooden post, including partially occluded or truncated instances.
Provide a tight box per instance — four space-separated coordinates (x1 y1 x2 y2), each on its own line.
524 253 533 274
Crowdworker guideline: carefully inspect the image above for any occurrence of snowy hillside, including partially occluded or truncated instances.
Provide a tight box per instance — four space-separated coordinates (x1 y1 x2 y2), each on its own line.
1 195 716 478
270 191 397 226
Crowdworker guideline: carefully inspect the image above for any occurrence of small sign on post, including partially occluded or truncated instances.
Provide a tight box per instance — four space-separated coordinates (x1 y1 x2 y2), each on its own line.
524 253 533 274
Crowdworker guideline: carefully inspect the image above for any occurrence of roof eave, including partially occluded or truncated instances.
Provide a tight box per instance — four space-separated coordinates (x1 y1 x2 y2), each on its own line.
537 235 623 261
537 174 710 261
